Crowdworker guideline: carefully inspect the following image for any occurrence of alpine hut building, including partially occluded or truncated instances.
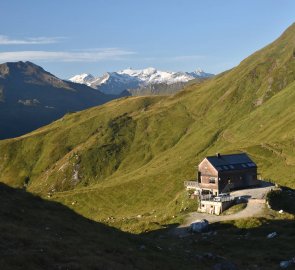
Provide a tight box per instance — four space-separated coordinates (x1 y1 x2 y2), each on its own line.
197 153 259 196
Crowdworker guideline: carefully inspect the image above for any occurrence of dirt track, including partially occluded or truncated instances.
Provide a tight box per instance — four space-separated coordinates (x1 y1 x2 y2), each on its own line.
178 184 275 230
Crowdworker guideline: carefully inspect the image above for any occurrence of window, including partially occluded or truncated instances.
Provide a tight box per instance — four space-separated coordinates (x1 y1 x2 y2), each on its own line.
229 165 235 169
247 162 256 167
223 165 229 170
242 164 247 168
209 177 216 184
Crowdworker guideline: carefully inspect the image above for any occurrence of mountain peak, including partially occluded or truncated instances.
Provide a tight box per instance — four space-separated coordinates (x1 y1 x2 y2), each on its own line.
69 73 95 85
143 67 157 75
4 61 41 69
0 61 50 79
195 67 204 73
69 67 214 95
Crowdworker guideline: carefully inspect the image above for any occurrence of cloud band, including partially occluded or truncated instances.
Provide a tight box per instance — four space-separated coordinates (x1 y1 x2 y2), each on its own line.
0 35 64 45
0 48 136 62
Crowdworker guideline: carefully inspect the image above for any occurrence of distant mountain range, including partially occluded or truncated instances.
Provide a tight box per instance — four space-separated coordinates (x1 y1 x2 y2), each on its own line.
69 67 214 95
0 61 124 139
0 62 212 140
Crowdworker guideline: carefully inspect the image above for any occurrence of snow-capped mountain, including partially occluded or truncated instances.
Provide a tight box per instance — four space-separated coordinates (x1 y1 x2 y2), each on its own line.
188 68 213 78
69 73 95 86
69 67 214 95
118 67 193 85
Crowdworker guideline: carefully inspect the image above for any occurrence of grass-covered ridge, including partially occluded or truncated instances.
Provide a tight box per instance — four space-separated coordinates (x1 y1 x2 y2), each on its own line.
0 23 295 232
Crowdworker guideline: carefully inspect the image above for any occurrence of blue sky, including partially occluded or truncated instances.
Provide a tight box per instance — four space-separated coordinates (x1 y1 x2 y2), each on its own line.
0 0 294 78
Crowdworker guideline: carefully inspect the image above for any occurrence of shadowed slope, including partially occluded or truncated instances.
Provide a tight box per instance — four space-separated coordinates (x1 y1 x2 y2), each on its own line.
0 61 123 140
0 183 199 270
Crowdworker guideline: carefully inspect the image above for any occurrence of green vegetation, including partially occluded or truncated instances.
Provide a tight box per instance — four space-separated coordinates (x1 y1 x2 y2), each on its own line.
206 218 295 268
0 183 204 270
0 23 295 234
222 202 247 215
231 217 264 229
2 182 294 269
267 188 295 214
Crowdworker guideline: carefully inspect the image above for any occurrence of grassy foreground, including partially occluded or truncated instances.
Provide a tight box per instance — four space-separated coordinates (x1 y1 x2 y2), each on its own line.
1 182 294 270
0 183 203 270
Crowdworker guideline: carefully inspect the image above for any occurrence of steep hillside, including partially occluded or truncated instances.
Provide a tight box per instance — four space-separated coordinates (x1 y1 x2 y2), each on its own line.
0 61 122 139
0 23 295 232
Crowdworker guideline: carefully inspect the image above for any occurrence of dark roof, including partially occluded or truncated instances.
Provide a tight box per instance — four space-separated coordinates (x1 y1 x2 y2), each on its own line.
205 153 256 172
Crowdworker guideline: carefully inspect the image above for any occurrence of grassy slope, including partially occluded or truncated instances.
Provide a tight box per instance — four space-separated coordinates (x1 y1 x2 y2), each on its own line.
2 182 294 270
0 182 203 270
0 23 295 232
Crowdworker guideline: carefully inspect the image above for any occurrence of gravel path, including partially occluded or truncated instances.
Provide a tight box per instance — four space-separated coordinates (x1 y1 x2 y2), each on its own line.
173 184 275 235
182 198 266 226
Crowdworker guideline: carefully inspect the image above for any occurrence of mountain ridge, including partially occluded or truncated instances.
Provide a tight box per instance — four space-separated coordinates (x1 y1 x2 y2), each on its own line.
0 61 124 139
69 67 214 95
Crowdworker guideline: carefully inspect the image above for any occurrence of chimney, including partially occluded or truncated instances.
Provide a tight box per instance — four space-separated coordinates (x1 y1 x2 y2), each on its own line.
216 153 221 158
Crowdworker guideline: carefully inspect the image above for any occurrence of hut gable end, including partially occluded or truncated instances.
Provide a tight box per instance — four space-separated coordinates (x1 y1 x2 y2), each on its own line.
198 158 218 176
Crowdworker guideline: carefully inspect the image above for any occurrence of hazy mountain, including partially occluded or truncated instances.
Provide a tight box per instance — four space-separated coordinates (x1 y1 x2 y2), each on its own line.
0 61 122 139
69 67 214 95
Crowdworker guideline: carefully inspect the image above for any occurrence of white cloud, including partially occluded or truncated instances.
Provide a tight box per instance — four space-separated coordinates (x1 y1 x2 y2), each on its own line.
0 48 136 62
0 35 64 45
